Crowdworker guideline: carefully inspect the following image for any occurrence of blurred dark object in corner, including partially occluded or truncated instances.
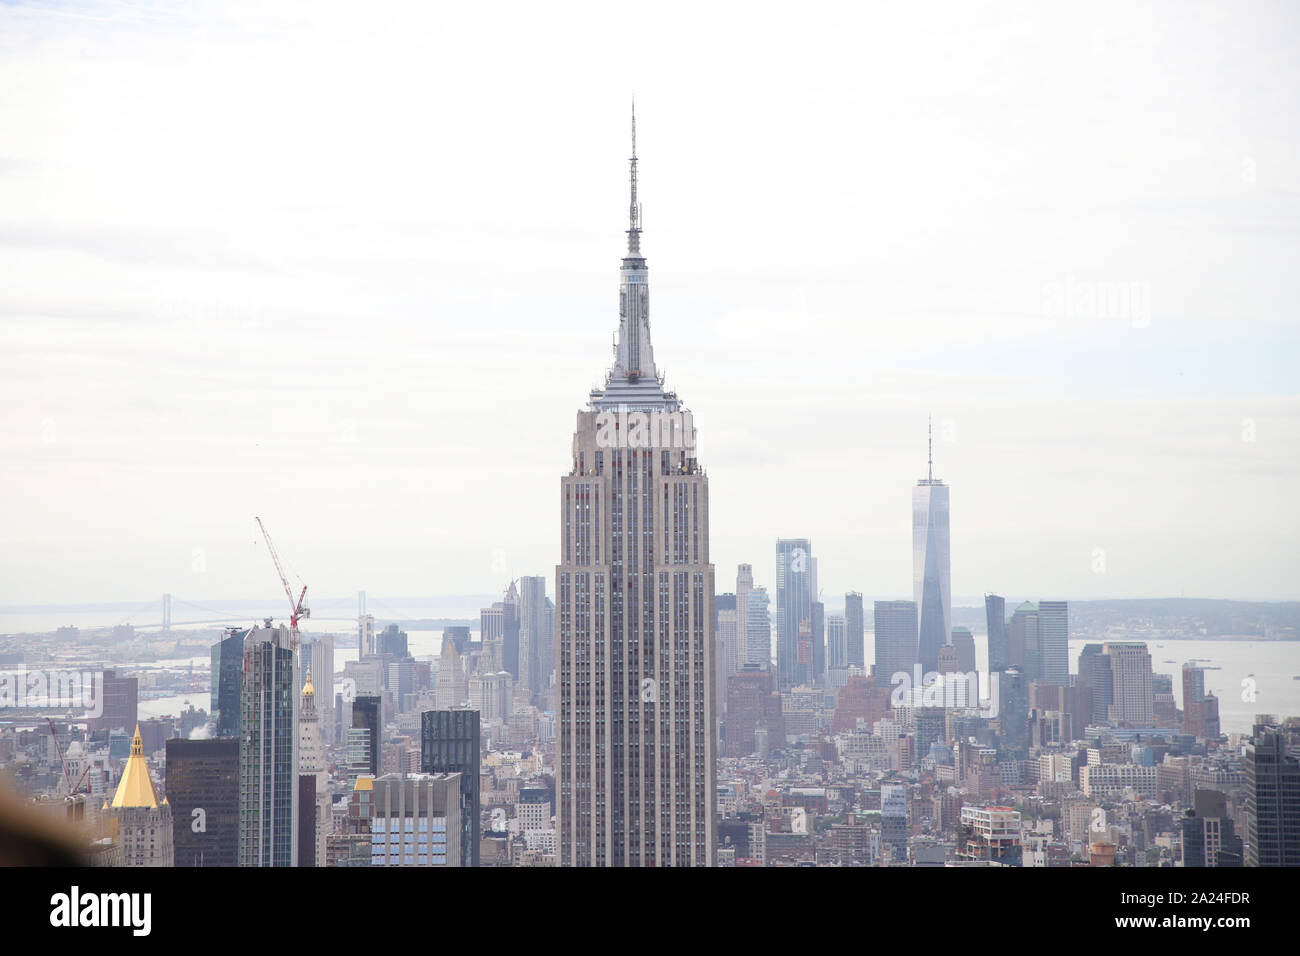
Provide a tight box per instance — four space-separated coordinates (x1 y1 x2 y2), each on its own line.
0 784 87 867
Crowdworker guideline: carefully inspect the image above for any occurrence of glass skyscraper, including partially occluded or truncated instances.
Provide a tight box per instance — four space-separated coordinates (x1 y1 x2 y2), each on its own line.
1036 600 1069 685
1245 726 1300 866
210 626 245 738
746 582 771 672
166 737 239 868
238 622 298 867
844 591 865 670
913 426 950 676
984 593 1006 672
420 708 480 867
775 538 813 690
874 600 918 685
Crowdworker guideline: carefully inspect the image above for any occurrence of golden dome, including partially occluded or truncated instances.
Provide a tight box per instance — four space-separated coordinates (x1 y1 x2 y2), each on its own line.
302 666 315 697
110 725 159 809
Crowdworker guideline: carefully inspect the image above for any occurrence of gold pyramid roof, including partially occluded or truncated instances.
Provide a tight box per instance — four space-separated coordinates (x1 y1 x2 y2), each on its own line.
110 725 159 809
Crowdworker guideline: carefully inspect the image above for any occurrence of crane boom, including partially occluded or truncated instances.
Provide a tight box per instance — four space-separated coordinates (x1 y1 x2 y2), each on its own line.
46 718 81 795
256 516 293 607
72 764 93 795
255 516 309 650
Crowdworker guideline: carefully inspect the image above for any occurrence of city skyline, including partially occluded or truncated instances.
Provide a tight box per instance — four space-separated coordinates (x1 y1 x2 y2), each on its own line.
2 2 1298 607
0 0 1294 894
4 0 1300 927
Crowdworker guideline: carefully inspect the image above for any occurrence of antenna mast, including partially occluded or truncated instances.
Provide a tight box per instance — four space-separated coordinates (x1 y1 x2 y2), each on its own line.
927 416 933 482
627 99 641 256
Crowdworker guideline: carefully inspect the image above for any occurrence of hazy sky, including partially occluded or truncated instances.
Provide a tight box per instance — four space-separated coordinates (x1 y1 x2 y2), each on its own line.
1 0 1297 608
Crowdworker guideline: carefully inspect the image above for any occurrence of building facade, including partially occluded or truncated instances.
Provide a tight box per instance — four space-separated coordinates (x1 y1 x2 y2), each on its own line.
1103 642 1154 727
736 565 756 668
874 600 918 685
746 584 771 672
1036 601 1069 686
985 594 1006 673
775 538 814 690
1245 727 1300 866
844 592 865 671
90 669 139 736
556 114 715 866
1077 644 1114 725
716 594 738 719
110 725 173 867
348 695 381 779
1008 601 1039 680
237 622 298 867
420 708 480 867
298 669 330 867
300 634 334 745
725 667 785 758
958 805 1021 865
826 614 847 673
210 628 244 738
518 575 548 702
165 736 238 867
368 773 462 867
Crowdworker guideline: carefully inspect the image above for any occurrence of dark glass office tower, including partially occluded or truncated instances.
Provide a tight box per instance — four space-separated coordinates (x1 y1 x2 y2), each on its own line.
297 775 318 867
810 600 825 686
873 600 918 684
998 666 1028 754
350 695 381 778
1077 644 1113 725
210 627 245 738
984 594 1006 672
1245 728 1300 866
1182 789 1243 867
238 623 298 867
421 708 480 867
1008 601 1039 681
844 592 865 671
165 737 239 867
88 669 138 734
441 626 471 656
377 624 409 659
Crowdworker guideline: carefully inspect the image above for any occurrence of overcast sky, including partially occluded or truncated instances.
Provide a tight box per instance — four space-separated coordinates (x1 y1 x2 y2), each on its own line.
1 0 1297 609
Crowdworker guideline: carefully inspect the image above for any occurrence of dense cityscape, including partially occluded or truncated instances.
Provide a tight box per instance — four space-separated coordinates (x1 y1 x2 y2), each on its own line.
1 113 1296 873
3 5 1298 945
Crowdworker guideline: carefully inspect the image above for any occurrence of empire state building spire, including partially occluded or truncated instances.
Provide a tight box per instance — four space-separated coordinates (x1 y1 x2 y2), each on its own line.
593 104 668 406
627 100 642 258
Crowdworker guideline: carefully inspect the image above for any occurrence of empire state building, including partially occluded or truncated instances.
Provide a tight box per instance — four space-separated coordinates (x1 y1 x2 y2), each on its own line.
556 111 716 866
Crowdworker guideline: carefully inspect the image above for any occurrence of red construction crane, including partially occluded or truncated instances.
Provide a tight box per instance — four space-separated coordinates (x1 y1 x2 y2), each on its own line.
255 516 309 651
46 718 92 796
